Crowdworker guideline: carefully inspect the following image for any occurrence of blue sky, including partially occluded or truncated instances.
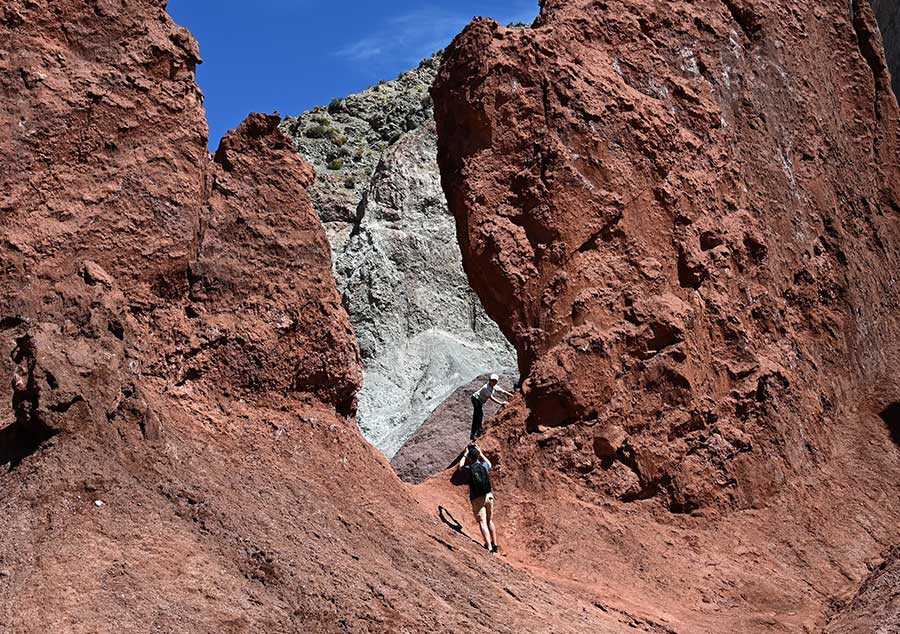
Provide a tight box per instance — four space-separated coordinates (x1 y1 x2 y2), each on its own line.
168 1 539 146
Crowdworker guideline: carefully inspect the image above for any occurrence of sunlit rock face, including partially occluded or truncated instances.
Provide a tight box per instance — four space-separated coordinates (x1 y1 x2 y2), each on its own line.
434 0 900 513
431 0 900 630
282 58 514 457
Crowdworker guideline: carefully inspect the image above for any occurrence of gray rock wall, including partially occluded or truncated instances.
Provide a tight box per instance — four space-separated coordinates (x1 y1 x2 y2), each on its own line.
282 58 515 457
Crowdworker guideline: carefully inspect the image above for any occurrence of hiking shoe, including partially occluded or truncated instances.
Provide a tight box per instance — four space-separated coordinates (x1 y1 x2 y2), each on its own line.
491 545 499 554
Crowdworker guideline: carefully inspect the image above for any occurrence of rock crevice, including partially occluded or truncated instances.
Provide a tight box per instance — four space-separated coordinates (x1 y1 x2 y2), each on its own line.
282 59 514 456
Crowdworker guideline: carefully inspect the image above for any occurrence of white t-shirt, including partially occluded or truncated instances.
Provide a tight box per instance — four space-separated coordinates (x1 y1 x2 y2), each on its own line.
473 383 494 404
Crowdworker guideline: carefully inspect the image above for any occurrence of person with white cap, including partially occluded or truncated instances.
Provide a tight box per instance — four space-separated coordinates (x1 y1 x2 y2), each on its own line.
470 374 512 440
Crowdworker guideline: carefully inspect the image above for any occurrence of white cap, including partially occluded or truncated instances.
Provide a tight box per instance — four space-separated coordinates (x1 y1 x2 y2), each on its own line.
490 373 499 382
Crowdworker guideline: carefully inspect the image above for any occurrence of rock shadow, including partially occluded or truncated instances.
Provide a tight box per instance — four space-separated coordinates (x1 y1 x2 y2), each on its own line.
0 418 57 471
880 402 900 446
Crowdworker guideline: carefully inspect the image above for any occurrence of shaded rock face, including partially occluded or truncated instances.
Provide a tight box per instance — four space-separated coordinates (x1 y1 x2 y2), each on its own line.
825 546 900 634
391 371 516 483
434 0 900 630
282 60 514 457
871 0 900 100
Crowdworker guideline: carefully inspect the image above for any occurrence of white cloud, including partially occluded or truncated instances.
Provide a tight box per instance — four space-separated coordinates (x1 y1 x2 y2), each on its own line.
336 2 538 68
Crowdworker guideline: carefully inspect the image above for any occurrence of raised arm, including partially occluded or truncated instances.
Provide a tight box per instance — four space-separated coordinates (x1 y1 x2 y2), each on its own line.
477 447 492 470
457 448 468 471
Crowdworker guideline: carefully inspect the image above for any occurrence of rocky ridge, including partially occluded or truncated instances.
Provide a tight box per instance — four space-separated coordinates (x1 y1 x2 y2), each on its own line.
282 58 514 456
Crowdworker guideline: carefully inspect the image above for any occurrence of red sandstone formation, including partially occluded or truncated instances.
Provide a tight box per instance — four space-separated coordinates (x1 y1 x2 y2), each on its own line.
0 2 640 633
6 0 900 631
433 0 900 630
195 113 361 414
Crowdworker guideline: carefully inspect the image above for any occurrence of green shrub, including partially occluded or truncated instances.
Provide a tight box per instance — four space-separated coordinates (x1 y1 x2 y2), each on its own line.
326 147 352 163
327 158 345 170
332 135 349 146
305 124 330 139
328 98 344 113
344 178 356 189
312 114 330 125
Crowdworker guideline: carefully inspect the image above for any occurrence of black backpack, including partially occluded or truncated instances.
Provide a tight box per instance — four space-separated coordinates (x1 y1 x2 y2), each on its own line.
468 461 492 499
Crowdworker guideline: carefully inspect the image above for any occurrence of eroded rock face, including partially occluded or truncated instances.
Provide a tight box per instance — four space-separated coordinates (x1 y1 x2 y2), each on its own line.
282 57 441 232
434 0 900 629
0 0 363 497
193 113 361 414
1 0 205 448
435 0 900 512
0 3 634 633
282 61 514 456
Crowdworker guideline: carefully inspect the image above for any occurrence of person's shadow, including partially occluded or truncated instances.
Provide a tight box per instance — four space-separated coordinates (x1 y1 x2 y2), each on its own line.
447 449 468 486
438 506 464 533
437 505 485 549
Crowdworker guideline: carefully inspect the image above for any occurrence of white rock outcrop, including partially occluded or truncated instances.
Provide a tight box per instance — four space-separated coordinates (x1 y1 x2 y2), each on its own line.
282 57 515 457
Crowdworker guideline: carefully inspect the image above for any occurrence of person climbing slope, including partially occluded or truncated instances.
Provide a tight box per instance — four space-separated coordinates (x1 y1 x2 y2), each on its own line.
470 373 512 441
457 444 499 553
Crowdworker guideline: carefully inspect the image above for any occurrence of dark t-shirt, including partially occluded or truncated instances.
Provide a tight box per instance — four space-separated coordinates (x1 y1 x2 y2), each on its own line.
462 461 492 500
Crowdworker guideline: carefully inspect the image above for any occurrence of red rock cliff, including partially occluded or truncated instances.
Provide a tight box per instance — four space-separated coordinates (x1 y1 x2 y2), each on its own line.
0 2 649 633
435 0 900 511
434 0 900 629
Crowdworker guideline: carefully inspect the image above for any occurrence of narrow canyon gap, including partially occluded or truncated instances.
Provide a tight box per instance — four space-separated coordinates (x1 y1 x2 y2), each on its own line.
281 61 516 459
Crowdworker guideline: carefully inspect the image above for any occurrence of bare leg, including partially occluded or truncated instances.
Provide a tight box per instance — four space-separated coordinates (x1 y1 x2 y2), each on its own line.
486 504 498 548
476 513 492 549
